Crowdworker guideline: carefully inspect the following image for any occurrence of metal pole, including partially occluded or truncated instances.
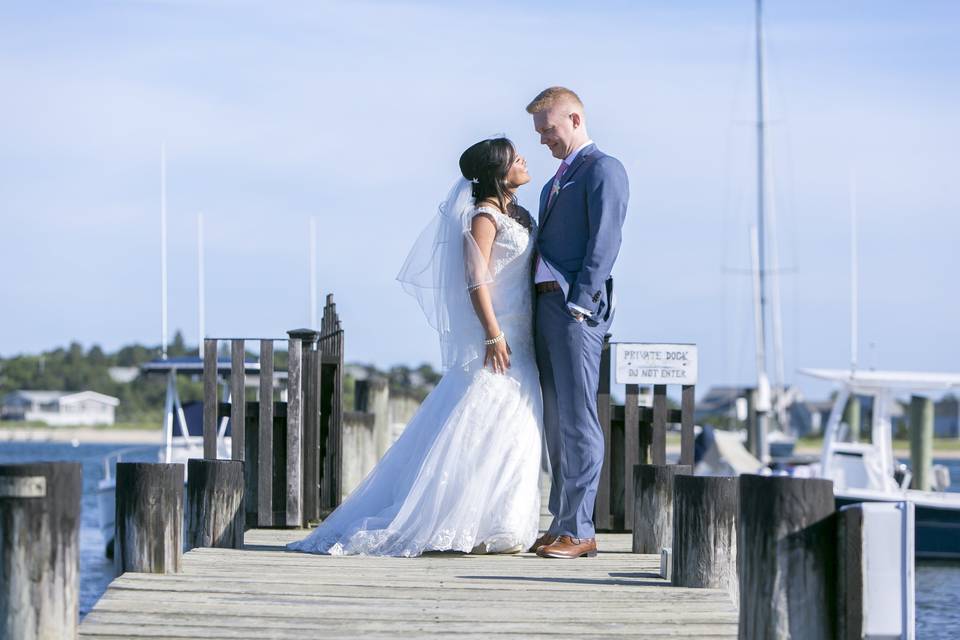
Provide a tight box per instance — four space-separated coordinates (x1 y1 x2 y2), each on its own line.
309 216 317 328
197 212 206 359
850 172 859 372
160 143 168 360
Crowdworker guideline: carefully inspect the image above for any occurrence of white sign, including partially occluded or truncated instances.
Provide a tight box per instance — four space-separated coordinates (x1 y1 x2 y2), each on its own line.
614 343 698 385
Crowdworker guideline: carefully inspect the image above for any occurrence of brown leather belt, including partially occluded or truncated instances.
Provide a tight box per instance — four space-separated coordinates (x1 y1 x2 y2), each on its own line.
535 281 562 294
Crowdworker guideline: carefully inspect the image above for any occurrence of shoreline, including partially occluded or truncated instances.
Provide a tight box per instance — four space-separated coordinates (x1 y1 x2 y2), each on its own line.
666 444 960 461
3 427 959 460
0 426 162 445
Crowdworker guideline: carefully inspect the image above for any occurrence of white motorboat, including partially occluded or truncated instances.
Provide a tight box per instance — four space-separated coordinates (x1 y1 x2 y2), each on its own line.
800 368 960 559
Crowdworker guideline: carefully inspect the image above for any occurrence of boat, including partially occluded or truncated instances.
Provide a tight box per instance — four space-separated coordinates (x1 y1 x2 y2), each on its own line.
800 368 960 560
699 0 960 561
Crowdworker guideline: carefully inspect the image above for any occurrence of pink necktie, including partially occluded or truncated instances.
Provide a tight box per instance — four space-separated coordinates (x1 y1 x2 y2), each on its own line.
547 161 569 208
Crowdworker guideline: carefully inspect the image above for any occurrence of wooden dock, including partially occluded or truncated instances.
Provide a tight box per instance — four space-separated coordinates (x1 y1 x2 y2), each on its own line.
79 529 738 639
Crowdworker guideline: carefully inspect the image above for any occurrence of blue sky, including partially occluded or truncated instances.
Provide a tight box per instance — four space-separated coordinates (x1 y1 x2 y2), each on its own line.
1 1 958 400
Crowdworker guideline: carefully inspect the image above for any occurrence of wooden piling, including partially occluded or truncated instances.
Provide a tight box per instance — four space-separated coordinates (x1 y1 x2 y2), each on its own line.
355 377 391 459
623 383 641 529
596 334 613 530
257 340 274 527
186 459 244 550
672 475 738 601
651 385 667 465
285 334 303 527
680 385 695 466
909 395 933 491
230 339 246 461
115 463 184 575
288 329 321 525
0 462 81 640
632 463 691 554
738 475 836 640
203 338 218 460
843 394 861 442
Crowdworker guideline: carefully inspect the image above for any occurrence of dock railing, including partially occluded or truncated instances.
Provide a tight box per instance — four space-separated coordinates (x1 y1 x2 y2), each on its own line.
202 293 345 529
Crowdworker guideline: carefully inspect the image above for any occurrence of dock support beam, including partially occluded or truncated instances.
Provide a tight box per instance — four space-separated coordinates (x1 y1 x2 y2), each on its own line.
115 463 184 575
738 475 836 640
186 459 244 550
631 464 690 554
0 462 81 640
672 475 738 601
909 395 933 491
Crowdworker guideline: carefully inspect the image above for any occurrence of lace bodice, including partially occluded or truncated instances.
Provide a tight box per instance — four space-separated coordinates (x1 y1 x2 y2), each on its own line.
474 205 536 326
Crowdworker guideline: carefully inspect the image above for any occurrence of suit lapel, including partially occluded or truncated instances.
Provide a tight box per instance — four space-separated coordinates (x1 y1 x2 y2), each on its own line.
539 143 597 231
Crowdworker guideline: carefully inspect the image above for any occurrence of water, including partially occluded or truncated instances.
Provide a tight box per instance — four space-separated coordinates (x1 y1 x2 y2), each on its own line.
0 442 957 635
0 441 161 617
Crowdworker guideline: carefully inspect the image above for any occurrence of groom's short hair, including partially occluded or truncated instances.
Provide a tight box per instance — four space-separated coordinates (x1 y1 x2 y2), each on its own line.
526 87 584 114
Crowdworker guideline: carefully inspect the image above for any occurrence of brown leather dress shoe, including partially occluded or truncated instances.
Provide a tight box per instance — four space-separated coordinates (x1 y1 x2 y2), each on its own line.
528 533 557 553
536 535 598 559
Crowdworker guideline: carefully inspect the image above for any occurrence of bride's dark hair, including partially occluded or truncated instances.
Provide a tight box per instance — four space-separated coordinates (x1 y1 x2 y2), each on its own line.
459 138 516 214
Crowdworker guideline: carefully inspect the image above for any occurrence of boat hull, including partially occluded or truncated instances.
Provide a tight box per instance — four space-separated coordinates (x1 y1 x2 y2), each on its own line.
835 493 960 560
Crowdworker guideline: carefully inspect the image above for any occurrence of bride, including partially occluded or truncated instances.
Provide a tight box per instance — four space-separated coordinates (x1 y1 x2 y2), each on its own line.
287 137 543 557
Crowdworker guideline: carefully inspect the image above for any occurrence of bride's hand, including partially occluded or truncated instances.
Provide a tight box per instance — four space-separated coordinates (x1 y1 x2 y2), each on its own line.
484 339 512 374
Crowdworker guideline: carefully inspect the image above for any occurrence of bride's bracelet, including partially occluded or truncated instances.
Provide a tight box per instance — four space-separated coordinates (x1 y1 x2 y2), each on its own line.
484 332 505 346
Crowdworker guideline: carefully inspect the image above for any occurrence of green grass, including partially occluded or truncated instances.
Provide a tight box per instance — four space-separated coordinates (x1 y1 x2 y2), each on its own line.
797 435 960 453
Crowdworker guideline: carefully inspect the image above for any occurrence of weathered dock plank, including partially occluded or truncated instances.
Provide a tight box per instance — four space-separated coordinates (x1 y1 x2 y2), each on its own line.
80 530 738 639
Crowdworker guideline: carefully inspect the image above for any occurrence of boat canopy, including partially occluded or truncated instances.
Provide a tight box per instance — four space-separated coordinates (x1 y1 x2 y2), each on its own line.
800 368 960 392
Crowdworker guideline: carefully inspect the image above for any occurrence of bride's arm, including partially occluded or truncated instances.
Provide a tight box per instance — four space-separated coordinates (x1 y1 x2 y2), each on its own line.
468 213 511 374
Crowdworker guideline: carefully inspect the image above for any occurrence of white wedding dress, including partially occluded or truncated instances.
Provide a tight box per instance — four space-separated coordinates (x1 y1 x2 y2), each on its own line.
287 198 543 557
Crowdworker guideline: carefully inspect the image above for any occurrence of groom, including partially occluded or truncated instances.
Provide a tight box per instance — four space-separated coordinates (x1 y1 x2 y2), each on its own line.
527 87 629 559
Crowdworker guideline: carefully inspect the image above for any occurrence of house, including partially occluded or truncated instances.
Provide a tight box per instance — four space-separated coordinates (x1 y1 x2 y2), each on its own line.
1 390 120 426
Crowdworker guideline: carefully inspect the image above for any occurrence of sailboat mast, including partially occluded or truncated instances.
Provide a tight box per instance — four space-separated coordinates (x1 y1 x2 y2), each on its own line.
752 0 771 458
754 0 767 372
198 212 206 358
850 173 859 373
160 143 169 360
309 216 318 328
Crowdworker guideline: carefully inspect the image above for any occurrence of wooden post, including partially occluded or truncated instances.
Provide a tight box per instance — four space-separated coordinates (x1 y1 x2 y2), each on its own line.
203 338 218 459
680 385 695 466
843 394 861 442
230 339 245 461
115 463 184 575
288 329 321 525
651 384 667 465
738 475 836 640
257 340 274 527
355 377 391 459
672 475 738 601
910 395 933 491
746 388 758 456
623 383 640 531
186 459 244 550
595 334 613 531
319 294 345 512
0 462 81 640
285 334 303 527
631 463 691 554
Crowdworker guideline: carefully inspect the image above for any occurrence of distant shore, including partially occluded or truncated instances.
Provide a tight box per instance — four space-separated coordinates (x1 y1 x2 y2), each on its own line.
0 425 162 445
4 425 959 460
